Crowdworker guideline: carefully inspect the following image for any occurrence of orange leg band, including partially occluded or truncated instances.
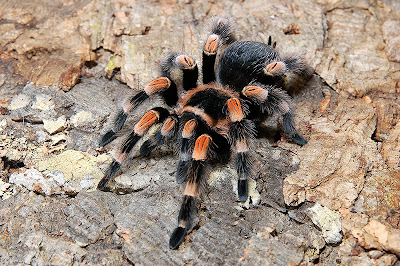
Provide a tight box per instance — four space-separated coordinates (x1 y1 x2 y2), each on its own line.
204 34 219 55
227 98 245 122
134 110 159 136
182 119 197 138
192 134 212 161
161 117 176 136
144 77 171 95
176 55 196 70
264 61 286 75
242 85 269 102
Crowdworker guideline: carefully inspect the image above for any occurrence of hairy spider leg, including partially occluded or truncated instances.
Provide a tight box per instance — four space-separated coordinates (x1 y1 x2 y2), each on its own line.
281 53 314 77
242 83 307 146
161 54 199 93
226 98 256 201
100 53 199 147
175 110 230 184
202 17 235 84
264 56 313 78
171 85 236 249
260 40 313 78
99 77 172 147
176 117 198 184
139 115 179 157
169 134 212 250
97 107 170 190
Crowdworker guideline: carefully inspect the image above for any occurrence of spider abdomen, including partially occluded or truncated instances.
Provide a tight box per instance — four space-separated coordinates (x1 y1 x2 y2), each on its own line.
217 41 281 91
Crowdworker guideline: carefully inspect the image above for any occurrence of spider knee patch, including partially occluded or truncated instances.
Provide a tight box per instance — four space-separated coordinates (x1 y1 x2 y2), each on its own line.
182 119 197 138
161 116 177 137
226 98 245 122
192 134 212 161
204 34 219 55
134 110 160 136
242 85 269 102
161 53 198 91
143 77 171 95
175 55 197 70
264 61 287 76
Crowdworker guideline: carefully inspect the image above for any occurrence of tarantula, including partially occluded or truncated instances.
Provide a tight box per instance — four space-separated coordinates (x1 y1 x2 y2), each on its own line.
98 18 312 249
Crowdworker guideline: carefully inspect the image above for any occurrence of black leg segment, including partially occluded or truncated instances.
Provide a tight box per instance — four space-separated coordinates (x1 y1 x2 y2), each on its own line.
97 160 121 190
202 53 216 84
169 195 195 249
283 112 307 146
183 66 199 91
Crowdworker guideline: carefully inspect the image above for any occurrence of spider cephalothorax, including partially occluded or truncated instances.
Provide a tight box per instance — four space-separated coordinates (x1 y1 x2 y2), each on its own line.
98 17 312 249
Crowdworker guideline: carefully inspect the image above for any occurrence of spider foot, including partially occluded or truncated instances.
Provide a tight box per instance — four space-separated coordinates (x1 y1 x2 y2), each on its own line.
289 133 308 146
169 227 187 250
238 179 248 202
170 195 195 249
202 17 235 84
97 160 121 191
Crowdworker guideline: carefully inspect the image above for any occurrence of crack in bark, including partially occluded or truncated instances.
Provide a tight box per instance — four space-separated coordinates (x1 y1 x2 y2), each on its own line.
324 5 371 15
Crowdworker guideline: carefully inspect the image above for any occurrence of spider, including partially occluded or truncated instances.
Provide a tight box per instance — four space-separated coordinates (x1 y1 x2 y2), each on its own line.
98 17 312 250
